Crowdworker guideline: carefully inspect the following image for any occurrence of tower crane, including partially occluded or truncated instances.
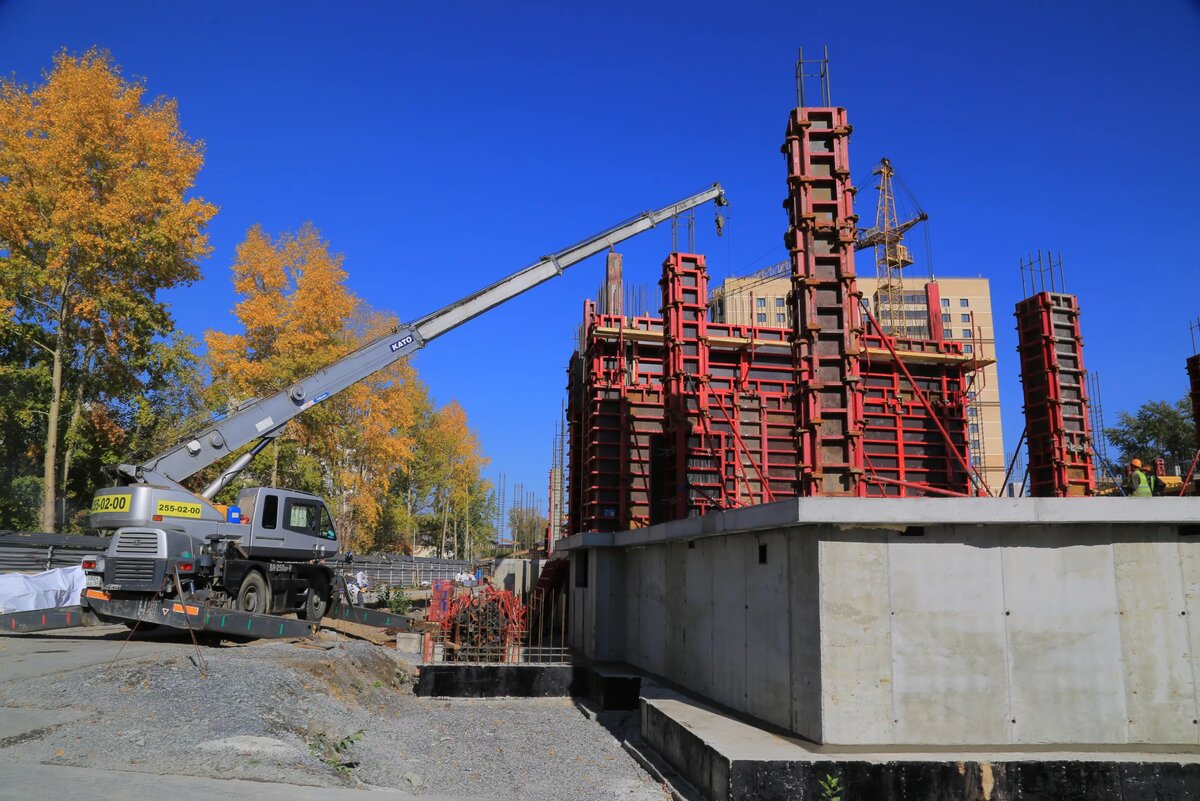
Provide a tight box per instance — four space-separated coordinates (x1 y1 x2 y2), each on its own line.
854 158 928 337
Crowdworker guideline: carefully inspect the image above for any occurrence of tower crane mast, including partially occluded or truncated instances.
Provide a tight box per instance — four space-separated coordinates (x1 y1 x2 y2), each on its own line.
854 158 928 337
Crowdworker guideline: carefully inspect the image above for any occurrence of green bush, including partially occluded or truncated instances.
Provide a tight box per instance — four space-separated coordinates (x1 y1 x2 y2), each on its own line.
386 587 412 615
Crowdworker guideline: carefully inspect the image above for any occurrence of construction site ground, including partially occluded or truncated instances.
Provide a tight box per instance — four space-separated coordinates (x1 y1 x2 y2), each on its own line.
0 626 664 801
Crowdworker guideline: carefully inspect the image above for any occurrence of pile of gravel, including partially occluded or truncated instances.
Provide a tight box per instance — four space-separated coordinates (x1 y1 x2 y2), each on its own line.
0 636 665 800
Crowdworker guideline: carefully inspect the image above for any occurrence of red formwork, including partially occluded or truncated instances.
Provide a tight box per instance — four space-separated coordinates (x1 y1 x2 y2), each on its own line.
860 335 973 496
565 251 977 533
781 106 864 496
1015 292 1095 496
1187 354 1200 448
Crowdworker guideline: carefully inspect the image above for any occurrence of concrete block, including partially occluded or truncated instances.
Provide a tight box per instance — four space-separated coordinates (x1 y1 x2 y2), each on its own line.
819 530 895 744
1002 529 1128 744
710 534 747 714
787 533 821 741
683 540 714 699
887 527 1010 744
745 531 791 730
1114 532 1198 743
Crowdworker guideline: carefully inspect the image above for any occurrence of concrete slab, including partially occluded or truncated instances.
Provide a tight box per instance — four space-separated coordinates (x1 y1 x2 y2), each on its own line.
556 497 1200 552
640 685 1200 801
887 528 1009 744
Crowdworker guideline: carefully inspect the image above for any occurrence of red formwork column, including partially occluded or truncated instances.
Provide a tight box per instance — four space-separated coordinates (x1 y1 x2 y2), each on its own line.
661 253 722 518
782 107 864 496
1015 292 1095 496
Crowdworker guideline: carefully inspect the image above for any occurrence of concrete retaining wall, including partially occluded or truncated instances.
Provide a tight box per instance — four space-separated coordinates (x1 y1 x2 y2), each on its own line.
562 498 1200 746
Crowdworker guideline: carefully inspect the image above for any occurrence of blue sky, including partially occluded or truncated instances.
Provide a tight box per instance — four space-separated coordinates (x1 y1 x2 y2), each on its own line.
3 1 1199 511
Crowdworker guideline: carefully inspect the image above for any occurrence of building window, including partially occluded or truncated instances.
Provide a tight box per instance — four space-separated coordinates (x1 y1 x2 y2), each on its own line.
961 313 971 323
756 298 766 308
960 298 969 307
941 313 951 323
775 297 785 307
775 313 785 324
967 391 977 401
757 312 767 323
962 329 972 339
969 423 980 434
968 406 978 416
941 298 950 308
964 344 974 353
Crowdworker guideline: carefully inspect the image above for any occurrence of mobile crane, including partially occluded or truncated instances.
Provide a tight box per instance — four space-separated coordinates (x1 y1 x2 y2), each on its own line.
61 184 727 635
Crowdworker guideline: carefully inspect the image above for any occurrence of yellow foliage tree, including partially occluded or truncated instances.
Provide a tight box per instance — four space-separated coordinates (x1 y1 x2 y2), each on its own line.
423 401 490 558
205 225 422 552
0 49 216 530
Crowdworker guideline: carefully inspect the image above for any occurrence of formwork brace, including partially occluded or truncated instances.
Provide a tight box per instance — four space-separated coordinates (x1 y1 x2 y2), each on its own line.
860 299 991 496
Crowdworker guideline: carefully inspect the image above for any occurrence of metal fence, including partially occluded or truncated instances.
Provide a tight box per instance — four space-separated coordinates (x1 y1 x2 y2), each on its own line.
343 556 475 588
0 533 472 586
0 532 108 573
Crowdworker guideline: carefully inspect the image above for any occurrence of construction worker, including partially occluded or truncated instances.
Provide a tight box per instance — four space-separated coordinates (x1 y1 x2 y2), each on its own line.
1129 458 1153 497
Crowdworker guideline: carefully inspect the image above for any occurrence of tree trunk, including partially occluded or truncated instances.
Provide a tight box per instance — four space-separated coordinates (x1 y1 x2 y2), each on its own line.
39 337 64 532
59 348 94 530
439 492 449 558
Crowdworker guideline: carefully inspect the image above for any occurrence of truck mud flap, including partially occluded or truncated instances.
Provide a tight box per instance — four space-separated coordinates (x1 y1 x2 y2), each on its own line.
0 605 102 634
82 589 318 640
327 601 412 631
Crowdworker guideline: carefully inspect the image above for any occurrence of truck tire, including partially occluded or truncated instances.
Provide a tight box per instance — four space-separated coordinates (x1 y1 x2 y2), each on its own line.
300 575 330 622
235 571 271 615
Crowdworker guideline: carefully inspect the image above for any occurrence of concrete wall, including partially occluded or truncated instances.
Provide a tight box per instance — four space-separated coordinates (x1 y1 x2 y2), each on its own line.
561 501 1200 746
491 557 542 598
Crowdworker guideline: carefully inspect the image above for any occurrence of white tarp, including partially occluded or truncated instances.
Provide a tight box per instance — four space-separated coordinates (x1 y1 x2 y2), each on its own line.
0 566 86 613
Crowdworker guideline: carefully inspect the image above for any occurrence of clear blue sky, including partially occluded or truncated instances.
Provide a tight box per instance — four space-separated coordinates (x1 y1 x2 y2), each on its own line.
3 1 1199 509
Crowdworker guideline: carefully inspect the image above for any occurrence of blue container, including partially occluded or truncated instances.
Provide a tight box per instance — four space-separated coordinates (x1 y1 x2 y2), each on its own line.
226 506 242 524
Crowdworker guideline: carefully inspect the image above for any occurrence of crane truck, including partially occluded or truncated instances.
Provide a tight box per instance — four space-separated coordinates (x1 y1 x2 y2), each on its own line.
72 184 728 632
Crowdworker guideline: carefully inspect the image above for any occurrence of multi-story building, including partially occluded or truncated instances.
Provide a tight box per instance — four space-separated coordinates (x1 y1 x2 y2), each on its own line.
711 272 1006 491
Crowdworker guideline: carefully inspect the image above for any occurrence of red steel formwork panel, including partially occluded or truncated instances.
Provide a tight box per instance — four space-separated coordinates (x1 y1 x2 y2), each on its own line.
1015 292 1095 496
563 253 978 531
782 106 864 496
859 336 973 497
1187 354 1200 449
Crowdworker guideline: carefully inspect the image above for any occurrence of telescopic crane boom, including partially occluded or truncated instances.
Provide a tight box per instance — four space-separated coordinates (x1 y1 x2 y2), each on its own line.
115 184 728 498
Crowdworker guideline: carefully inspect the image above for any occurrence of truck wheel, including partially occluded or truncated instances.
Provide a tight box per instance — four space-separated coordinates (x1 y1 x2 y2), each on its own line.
236 571 271 615
300 575 330 622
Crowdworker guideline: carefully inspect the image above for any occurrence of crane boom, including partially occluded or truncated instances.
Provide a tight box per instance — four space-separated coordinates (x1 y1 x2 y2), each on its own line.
116 184 727 496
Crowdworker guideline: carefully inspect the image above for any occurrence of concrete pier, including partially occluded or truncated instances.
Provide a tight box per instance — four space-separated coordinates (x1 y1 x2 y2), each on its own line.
558 497 1200 748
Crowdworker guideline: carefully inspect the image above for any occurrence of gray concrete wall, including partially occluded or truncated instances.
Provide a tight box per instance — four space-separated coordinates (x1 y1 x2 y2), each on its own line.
491 557 542 598
560 502 1200 746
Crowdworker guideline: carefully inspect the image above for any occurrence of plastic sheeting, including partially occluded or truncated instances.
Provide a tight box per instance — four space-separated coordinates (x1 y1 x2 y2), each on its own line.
0 566 86 613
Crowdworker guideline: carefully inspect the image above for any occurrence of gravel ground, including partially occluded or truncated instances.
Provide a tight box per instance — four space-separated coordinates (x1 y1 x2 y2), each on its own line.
0 635 665 801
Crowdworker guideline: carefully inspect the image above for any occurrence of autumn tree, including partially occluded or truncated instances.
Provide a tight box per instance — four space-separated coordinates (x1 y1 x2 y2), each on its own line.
0 49 216 530
205 225 424 553
508 505 548 552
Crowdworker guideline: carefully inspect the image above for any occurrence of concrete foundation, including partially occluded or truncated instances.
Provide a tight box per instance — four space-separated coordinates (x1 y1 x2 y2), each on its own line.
414 663 582 698
558 497 1200 747
640 684 1200 801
